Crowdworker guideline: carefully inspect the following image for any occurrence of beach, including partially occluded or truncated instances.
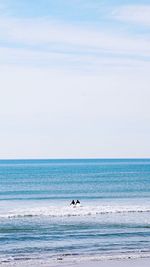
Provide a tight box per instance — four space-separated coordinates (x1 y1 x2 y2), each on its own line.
0 159 150 266
1 256 150 267
69 258 150 267
1 0 150 265
65 258 150 267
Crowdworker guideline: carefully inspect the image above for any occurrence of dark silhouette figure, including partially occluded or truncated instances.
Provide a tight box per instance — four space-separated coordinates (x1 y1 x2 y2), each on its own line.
76 200 80 204
70 200 75 205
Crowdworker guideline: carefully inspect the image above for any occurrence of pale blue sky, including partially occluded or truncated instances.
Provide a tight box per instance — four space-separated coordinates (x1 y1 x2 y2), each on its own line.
0 0 150 158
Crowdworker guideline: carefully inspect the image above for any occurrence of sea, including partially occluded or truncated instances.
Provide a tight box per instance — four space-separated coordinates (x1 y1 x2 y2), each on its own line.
0 159 150 266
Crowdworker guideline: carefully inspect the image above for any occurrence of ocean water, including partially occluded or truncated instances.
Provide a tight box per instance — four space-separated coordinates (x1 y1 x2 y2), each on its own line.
0 159 150 265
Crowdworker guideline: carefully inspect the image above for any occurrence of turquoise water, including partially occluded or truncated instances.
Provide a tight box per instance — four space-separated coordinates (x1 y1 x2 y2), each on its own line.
0 159 150 264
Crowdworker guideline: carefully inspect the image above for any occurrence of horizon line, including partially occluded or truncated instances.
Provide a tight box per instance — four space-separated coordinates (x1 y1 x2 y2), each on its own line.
0 157 150 160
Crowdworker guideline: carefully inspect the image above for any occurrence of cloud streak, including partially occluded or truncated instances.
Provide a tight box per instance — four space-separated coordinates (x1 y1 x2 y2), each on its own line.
0 16 150 71
0 1 150 158
112 5 150 27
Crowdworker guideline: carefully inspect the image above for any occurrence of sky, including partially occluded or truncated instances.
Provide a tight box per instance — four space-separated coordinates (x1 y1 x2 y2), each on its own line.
0 0 150 159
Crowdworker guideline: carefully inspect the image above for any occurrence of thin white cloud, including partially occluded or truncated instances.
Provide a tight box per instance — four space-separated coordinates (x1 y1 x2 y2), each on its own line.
0 45 150 73
112 5 150 27
0 64 150 158
0 16 150 59
0 4 150 158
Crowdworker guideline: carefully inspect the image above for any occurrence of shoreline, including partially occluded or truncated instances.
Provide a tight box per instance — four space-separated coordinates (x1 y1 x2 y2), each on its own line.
1 254 150 267
69 258 150 267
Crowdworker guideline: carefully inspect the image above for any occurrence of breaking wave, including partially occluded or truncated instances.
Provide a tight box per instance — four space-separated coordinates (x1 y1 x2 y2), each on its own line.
1 204 150 219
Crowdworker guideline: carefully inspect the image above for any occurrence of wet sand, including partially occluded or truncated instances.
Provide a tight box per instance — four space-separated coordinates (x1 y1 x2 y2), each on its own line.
1 257 150 267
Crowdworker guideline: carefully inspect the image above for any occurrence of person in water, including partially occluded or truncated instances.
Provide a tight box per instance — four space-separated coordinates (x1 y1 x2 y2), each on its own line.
70 200 75 205
70 200 80 206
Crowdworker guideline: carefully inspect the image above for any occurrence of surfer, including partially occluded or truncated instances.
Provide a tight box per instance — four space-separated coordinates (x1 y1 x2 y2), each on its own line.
70 200 81 207
70 200 75 205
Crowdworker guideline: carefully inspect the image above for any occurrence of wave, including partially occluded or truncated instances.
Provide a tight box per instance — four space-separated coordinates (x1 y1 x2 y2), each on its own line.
1 204 150 219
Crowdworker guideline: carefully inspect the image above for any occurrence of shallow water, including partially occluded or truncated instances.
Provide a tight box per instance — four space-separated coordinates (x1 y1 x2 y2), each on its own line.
0 159 150 264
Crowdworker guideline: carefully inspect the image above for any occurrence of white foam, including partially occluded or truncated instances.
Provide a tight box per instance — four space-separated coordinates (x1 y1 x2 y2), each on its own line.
1 203 150 219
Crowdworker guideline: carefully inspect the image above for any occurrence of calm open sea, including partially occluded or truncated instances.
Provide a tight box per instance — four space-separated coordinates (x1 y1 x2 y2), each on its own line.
0 159 150 265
